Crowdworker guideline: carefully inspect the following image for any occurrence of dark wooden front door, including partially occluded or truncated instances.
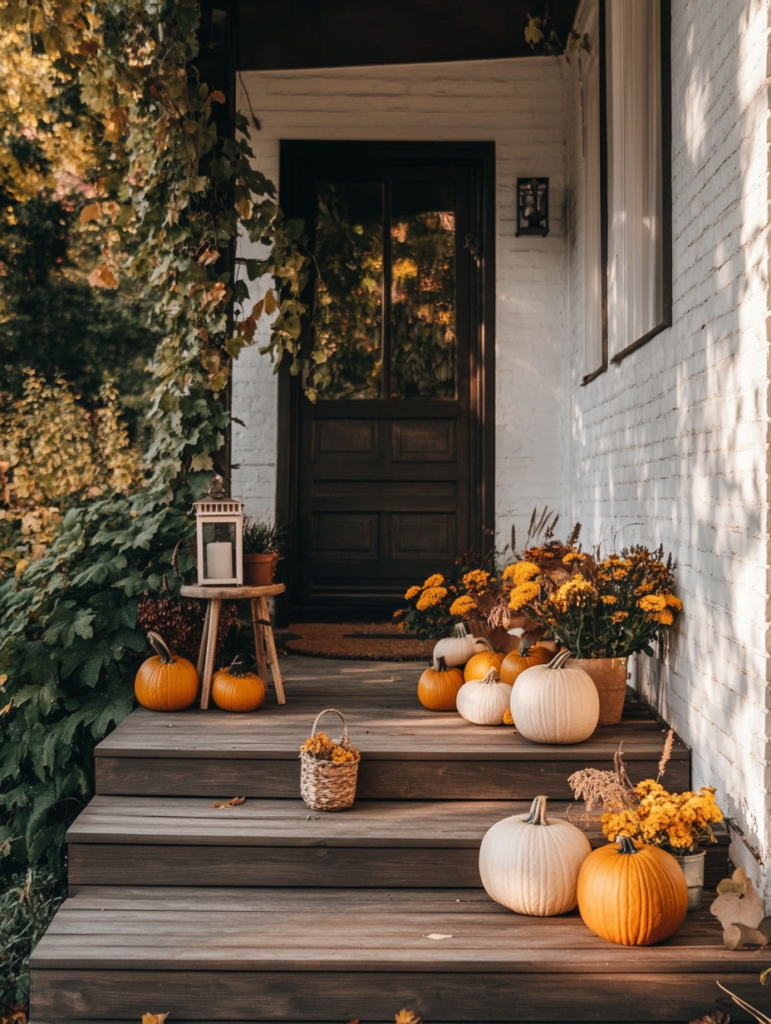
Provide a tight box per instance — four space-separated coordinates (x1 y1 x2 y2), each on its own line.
278 142 495 620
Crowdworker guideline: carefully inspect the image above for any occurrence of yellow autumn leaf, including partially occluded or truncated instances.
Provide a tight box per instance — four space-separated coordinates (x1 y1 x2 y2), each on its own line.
395 1011 422 1024
79 202 102 224
235 197 253 220
103 106 128 142
213 797 245 808
263 289 277 315
87 263 119 289
142 1014 170 1024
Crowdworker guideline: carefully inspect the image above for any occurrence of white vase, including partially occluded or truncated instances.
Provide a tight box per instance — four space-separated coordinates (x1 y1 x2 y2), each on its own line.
673 849 706 911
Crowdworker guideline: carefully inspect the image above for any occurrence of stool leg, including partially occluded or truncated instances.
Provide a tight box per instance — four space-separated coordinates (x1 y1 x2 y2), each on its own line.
251 598 268 683
200 598 221 710
258 595 285 705
197 601 211 683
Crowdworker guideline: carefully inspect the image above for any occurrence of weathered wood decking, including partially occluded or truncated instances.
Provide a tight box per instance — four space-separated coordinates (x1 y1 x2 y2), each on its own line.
29 656 766 1023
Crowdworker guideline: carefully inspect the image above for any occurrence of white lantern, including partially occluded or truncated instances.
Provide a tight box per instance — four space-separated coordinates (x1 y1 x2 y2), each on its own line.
193 480 244 587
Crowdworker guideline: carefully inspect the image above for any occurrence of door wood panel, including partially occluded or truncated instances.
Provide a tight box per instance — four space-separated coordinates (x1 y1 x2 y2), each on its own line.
277 142 495 620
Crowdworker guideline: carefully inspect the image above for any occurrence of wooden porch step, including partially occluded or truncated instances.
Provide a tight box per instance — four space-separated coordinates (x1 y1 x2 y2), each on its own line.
94 668 689 800
66 795 730 890
30 886 770 1023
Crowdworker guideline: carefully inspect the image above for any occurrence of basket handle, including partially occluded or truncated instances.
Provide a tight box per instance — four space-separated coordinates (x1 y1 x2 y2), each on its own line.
310 708 349 747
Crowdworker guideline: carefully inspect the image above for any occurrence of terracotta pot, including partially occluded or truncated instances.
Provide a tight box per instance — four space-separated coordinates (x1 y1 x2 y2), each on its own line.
243 552 279 587
566 657 628 725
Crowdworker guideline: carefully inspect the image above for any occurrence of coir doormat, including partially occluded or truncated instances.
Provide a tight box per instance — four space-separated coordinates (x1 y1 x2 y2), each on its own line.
285 622 433 661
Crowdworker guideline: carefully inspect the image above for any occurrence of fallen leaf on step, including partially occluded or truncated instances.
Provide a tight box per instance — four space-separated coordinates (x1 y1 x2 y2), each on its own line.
213 797 245 808
142 1014 169 1024
710 868 770 948
688 1013 730 1024
424 933 453 940
346 1019 360 1024
395 1011 422 1024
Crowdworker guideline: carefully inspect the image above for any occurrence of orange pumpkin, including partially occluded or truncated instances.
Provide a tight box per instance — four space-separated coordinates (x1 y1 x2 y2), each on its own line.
577 837 688 945
418 656 465 711
464 650 504 682
500 642 552 685
211 657 265 712
134 631 198 712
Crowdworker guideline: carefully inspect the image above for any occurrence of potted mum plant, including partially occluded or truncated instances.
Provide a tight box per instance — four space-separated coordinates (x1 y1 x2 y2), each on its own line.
493 538 682 725
242 518 285 587
569 737 723 911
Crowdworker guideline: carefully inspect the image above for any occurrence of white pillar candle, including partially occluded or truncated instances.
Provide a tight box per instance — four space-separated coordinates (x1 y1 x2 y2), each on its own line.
206 541 233 579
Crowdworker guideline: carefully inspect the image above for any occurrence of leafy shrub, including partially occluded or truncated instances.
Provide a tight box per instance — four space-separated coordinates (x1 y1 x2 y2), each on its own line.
0 869 65 1006
0 372 141 579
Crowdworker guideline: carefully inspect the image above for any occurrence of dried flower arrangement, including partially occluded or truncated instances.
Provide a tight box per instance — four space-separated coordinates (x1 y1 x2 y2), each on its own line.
568 733 723 855
299 731 359 765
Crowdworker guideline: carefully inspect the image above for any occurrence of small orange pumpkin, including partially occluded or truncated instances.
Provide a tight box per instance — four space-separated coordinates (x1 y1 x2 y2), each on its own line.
577 837 688 945
134 631 198 712
418 656 465 711
464 650 504 682
211 656 265 712
500 641 552 685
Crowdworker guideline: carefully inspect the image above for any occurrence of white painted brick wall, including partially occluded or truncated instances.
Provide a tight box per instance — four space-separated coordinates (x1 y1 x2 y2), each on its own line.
233 58 569 540
566 0 771 897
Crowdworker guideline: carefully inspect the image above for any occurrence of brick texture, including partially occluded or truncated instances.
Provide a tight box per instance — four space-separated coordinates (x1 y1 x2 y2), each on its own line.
566 0 771 897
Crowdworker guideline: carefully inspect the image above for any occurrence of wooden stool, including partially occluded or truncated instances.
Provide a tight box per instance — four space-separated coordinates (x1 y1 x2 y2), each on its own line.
180 584 286 709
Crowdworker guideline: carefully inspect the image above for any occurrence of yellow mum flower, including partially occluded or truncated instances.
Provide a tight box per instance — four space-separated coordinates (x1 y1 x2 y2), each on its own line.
423 573 445 588
404 585 421 600
450 595 477 617
503 561 540 586
562 552 584 564
462 569 490 592
665 594 683 611
417 586 448 611
502 708 514 726
548 574 598 613
601 595 617 605
611 611 629 624
657 609 674 626
638 594 667 612
508 581 540 611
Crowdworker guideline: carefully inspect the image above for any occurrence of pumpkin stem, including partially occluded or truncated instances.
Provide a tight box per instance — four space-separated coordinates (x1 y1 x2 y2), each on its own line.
616 836 639 854
434 654 449 672
453 622 470 639
548 649 573 670
524 795 549 826
481 667 501 685
477 636 494 652
227 656 251 678
147 631 174 665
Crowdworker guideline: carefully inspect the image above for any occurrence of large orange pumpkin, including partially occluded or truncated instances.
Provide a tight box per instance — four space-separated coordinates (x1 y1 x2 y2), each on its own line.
212 657 265 712
500 642 551 685
418 656 465 711
464 650 504 682
577 837 688 945
134 631 198 712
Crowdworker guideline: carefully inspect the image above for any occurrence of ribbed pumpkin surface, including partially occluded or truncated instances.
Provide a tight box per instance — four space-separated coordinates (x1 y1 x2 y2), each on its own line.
577 841 688 945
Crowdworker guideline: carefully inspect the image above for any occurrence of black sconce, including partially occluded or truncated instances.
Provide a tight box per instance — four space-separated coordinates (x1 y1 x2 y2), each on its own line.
516 177 549 237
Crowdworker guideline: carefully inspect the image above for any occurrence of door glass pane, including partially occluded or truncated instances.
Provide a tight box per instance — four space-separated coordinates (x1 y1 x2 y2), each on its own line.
313 181 383 400
390 180 456 400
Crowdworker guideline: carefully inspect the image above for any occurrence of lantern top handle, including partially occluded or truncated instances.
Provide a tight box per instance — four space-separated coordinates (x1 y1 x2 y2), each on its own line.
192 475 245 517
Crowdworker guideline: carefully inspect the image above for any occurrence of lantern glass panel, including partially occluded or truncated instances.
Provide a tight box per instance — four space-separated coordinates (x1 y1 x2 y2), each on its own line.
202 520 237 580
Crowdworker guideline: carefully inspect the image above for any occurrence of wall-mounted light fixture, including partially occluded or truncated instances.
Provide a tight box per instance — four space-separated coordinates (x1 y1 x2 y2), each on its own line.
516 177 549 237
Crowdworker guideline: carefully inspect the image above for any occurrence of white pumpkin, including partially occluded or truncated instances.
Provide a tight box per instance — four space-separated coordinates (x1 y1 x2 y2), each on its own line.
433 623 491 669
479 794 592 916
456 668 512 726
510 649 599 744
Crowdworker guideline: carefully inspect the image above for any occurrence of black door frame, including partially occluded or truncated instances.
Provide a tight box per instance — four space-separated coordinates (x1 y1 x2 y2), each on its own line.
276 140 496 623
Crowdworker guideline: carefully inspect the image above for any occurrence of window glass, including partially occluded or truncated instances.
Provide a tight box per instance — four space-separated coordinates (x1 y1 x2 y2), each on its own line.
314 181 383 400
390 180 456 400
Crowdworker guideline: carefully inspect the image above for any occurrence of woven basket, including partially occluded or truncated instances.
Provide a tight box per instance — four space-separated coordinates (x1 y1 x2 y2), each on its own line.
300 708 360 811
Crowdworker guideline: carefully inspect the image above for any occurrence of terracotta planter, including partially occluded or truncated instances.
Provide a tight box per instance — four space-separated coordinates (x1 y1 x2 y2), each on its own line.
566 657 628 725
243 552 279 587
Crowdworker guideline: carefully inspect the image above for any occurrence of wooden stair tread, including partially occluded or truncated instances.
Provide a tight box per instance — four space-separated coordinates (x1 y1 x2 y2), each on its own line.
31 886 757 973
68 796 583 846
